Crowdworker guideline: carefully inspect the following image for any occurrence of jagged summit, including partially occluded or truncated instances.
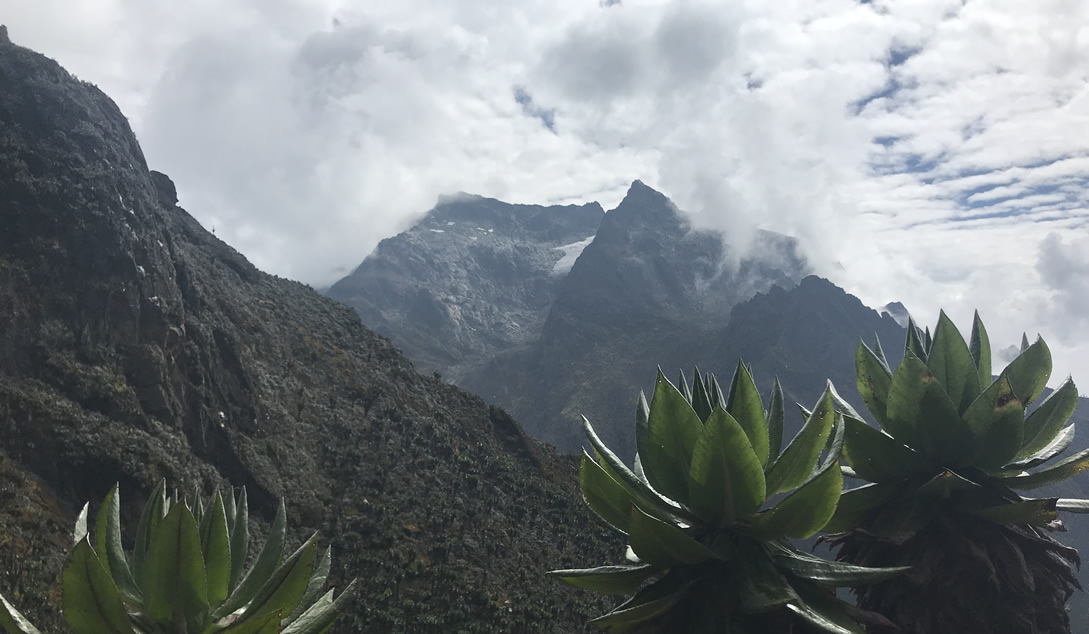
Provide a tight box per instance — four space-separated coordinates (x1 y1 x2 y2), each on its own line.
326 193 603 380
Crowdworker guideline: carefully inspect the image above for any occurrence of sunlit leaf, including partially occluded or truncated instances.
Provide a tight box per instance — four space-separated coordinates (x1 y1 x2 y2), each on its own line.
61 539 135 634
765 391 835 497
726 361 770 467
643 371 703 503
688 409 765 525
925 310 981 414
969 311 991 390
549 565 660 595
1004 337 1051 405
1017 379 1078 461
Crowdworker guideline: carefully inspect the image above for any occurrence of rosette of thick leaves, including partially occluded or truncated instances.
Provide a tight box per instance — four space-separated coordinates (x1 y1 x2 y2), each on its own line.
0 482 356 634
828 310 1089 535
552 364 906 633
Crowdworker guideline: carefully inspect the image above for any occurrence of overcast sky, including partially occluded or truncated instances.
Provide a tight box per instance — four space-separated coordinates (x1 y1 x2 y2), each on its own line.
7 0 1089 390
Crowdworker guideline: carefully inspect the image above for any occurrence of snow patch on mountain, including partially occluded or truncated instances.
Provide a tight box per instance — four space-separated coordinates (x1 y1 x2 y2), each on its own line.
552 236 595 276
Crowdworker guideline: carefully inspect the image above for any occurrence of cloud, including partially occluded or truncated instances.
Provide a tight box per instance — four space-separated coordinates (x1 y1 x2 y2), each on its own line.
5 0 1089 385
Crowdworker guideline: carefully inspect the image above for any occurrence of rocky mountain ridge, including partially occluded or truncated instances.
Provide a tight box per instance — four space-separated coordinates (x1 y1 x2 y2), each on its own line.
332 178 811 457
327 194 602 383
0 31 617 633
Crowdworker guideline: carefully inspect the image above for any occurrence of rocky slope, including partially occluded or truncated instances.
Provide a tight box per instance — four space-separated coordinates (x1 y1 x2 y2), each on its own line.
0 31 619 633
326 195 602 383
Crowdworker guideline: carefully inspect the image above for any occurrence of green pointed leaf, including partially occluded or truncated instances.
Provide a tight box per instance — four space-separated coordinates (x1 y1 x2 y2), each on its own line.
766 378 785 464
1004 337 1052 405
791 583 869 634
963 375 1024 471
688 409 765 525
785 602 861 634
132 480 166 588
142 503 208 629
886 351 972 464
228 487 250 594
644 371 703 503
905 317 928 362
238 534 317 622
583 418 688 524
549 565 660 595
217 498 285 619
916 469 981 498
1021 333 1030 353
0 593 42 634
841 415 926 483
223 487 238 536
855 342 892 429
1017 379 1078 460
281 580 357 634
822 412 846 471
750 460 843 539
627 507 716 568
95 485 139 599
707 374 727 412
872 334 891 375
825 380 864 422
926 311 982 414
970 311 992 389
690 367 714 423
217 610 281 634
677 369 692 403
634 391 650 473
733 544 797 613
73 503 89 546
588 572 692 631
193 493 204 527
823 482 900 533
286 547 331 626
1011 426 1075 470
1005 447 1089 490
580 452 633 533
1056 499 1089 513
62 538 135 634
202 492 232 605
727 361 770 467
765 391 835 497
966 499 1059 525
632 454 648 486
768 543 908 586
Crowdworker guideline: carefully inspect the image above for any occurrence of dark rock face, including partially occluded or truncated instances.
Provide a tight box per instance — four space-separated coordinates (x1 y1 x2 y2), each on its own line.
149 169 178 207
327 195 603 382
0 36 618 633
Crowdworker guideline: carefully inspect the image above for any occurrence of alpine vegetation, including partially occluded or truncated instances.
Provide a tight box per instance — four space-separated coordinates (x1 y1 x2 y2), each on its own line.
552 364 905 632
824 311 1088 634
0 481 356 634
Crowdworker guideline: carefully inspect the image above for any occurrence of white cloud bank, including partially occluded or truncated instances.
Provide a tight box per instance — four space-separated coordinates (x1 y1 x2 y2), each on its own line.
6 0 1089 387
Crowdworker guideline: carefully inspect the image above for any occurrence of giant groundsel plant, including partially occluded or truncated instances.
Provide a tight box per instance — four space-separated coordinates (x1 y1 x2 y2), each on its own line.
0 481 356 634
825 311 1089 634
553 364 905 633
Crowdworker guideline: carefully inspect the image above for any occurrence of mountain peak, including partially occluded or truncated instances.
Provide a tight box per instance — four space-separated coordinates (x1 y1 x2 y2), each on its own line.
622 179 670 205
